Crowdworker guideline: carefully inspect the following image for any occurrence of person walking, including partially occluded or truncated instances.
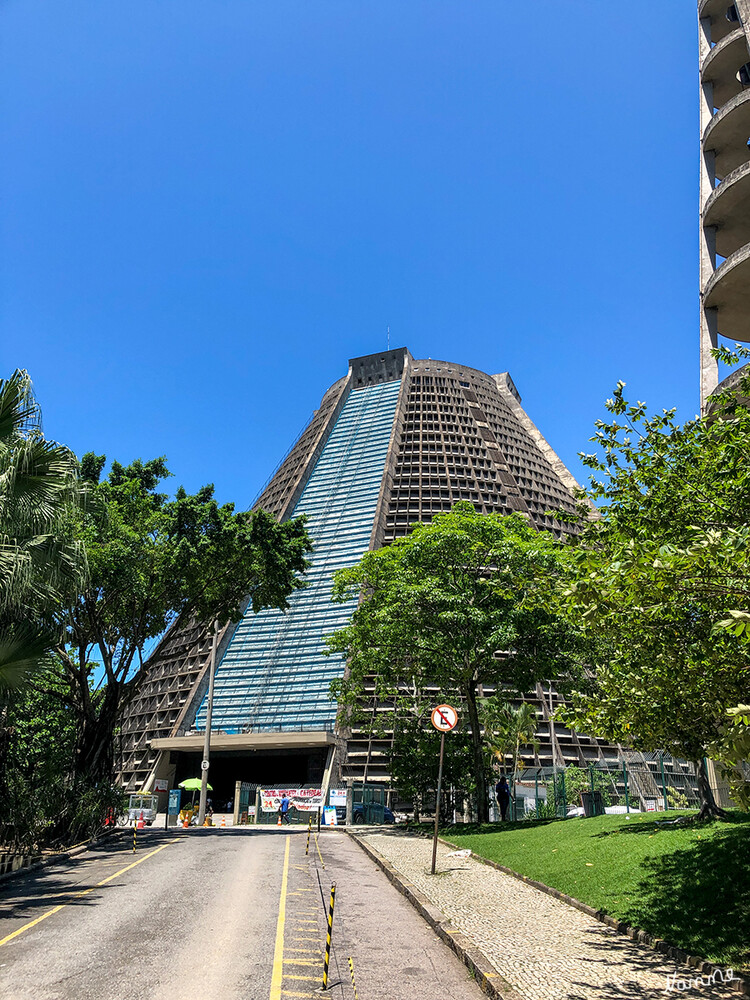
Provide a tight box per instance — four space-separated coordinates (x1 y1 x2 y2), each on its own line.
279 794 291 824
495 776 511 821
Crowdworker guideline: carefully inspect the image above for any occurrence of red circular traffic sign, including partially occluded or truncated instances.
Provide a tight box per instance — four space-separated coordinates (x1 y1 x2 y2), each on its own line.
431 704 458 732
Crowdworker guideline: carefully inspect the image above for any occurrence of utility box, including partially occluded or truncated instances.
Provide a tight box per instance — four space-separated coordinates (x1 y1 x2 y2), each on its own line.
580 791 604 817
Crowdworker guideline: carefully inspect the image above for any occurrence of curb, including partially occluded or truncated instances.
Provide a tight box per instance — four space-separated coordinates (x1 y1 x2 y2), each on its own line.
0 827 125 887
435 835 750 997
349 830 749 998
348 831 523 999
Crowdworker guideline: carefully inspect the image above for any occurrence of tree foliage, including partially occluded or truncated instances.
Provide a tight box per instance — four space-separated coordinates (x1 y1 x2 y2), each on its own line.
0 370 84 690
328 502 585 822
57 454 313 786
0 675 123 851
482 697 540 778
559 363 750 817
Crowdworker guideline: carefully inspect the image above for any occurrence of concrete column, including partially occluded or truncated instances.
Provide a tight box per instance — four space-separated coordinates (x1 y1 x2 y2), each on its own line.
734 0 750 41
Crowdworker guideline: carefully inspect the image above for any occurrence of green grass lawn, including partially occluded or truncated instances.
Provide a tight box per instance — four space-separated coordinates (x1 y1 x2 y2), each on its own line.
441 811 750 971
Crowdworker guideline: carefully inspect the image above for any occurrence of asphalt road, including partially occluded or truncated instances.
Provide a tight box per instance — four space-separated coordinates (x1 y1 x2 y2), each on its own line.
0 825 485 1000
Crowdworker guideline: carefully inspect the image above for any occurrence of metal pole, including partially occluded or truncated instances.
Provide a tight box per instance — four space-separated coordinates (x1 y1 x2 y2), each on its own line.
589 765 596 817
322 882 337 990
306 816 312 856
561 770 567 819
660 754 669 812
133 821 137 853
198 620 220 827
430 731 446 876
622 761 630 814
535 770 539 819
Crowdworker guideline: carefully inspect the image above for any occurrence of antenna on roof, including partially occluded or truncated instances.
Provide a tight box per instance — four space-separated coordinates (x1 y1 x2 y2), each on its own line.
387 325 390 351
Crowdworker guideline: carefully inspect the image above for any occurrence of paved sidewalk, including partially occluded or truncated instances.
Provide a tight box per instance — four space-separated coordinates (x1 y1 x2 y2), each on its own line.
360 831 741 999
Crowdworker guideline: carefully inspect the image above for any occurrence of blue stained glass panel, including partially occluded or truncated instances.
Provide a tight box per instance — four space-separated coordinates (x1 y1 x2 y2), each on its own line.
195 378 402 733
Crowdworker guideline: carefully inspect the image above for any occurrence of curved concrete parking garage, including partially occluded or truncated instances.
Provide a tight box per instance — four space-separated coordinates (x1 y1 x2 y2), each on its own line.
704 240 750 342
703 89 750 175
700 0 740 42
703 158 750 256
701 27 748 107
699 1 750 409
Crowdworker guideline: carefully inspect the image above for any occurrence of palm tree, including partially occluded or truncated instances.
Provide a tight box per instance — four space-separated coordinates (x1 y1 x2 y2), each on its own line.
481 697 540 815
0 370 83 691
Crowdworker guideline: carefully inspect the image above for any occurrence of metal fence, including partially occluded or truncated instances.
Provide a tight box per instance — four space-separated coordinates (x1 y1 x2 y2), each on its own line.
352 782 388 823
492 753 744 822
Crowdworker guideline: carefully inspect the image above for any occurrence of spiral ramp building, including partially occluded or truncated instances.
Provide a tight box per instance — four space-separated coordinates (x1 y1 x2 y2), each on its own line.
119 349 624 800
700 0 750 409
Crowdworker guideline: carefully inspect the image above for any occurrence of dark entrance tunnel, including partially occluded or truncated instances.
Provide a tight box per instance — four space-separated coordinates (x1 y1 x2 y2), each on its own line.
170 747 328 806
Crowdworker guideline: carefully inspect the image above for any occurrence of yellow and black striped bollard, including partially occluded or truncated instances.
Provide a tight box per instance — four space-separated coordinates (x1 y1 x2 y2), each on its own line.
322 882 336 990
348 956 360 1000
132 821 137 853
305 816 312 856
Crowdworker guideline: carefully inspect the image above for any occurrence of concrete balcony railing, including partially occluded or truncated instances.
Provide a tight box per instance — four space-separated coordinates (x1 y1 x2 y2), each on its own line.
703 158 750 256
703 88 750 176
700 0 742 44
701 26 748 108
704 239 750 341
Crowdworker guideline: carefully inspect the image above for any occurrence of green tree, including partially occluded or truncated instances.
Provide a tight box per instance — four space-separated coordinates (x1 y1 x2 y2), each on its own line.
57 454 312 790
355 679 478 821
0 673 123 851
482 698 540 779
328 502 585 823
560 372 750 819
0 370 84 690
557 765 612 809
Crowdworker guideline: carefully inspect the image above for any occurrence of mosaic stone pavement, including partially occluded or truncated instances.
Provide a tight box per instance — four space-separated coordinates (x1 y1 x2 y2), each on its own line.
360 832 742 999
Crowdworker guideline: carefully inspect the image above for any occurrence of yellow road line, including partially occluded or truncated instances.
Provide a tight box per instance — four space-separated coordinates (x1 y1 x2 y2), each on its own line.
0 840 178 948
269 835 291 1000
313 834 325 870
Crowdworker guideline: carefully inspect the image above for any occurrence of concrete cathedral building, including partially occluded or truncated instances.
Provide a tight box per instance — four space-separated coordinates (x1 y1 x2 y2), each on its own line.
699 0 750 410
119 349 621 800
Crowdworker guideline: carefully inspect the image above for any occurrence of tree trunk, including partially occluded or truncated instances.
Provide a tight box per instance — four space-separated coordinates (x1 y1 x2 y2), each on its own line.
74 688 120 786
464 685 489 823
694 758 728 821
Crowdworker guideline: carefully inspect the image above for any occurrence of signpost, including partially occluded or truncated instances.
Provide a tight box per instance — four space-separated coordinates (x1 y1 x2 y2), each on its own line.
430 704 457 875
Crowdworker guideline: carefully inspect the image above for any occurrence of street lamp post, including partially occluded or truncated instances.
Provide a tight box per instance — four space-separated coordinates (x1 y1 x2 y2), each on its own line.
197 620 220 827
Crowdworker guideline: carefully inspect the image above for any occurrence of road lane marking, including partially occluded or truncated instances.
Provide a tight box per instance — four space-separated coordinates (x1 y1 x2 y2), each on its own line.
313 834 325 870
0 840 178 948
269 835 291 1000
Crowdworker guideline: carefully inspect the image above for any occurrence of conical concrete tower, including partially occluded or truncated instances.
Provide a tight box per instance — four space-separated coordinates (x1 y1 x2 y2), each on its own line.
120 350 615 797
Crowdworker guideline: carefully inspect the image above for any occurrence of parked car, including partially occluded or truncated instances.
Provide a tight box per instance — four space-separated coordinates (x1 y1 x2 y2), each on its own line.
334 804 396 825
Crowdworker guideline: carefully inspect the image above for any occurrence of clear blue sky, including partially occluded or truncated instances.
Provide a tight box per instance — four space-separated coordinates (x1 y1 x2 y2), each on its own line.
2 1 702 506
